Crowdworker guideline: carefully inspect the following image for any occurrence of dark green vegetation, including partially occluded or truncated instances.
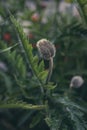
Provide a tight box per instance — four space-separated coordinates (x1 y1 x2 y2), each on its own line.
0 0 87 130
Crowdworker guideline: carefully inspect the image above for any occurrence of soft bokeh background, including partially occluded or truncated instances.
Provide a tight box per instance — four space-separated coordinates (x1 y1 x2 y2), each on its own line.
0 0 87 130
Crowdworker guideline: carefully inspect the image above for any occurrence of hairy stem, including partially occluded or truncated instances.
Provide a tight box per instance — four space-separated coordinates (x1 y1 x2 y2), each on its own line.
46 57 53 84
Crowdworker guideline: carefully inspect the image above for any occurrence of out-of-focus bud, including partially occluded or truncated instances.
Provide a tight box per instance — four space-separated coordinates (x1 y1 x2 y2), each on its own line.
3 33 11 42
36 39 56 60
31 13 40 22
0 62 8 72
70 76 84 88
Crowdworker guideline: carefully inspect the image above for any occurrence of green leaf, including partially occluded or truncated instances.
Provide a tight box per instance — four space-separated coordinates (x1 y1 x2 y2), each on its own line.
38 70 48 82
45 83 57 90
38 60 45 72
29 112 42 128
11 50 16 60
0 43 18 53
0 71 12 94
32 55 38 65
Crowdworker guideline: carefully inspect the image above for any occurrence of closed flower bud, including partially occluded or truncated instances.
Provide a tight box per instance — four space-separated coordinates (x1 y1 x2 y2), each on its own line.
70 76 84 88
0 62 8 72
36 39 56 60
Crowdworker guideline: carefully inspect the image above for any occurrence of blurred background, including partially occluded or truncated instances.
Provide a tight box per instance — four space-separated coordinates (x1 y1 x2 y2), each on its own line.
0 0 87 130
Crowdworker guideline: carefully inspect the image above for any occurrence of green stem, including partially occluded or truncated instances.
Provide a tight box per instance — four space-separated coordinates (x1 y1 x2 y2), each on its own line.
46 57 53 84
0 104 46 110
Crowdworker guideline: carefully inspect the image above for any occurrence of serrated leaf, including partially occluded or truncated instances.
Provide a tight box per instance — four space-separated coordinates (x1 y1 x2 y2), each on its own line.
10 14 46 91
45 83 57 90
32 55 38 65
17 56 22 67
12 50 16 57
20 64 26 78
38 70 48 82
9 50 16 62
38 60 45 72
45 117 53 127
27 44 33 60
33 64 38 73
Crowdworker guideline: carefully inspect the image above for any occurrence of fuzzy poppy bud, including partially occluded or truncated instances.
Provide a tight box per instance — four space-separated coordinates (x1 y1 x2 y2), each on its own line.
36 39 56 60
70 76 84 88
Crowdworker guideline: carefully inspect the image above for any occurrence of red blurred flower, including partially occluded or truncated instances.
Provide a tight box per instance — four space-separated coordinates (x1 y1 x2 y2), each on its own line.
3 33 11 41
28 32 34 39
31 13 40 22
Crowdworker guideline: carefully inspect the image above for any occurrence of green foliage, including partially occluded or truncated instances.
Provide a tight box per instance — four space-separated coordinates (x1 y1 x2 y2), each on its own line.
0 0 87 130
74 0 87 25
10 14 48 86
44 95 87 130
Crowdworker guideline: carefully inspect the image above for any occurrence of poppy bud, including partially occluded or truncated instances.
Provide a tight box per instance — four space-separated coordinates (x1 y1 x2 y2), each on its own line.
36 39 56 60
70 76 84 88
